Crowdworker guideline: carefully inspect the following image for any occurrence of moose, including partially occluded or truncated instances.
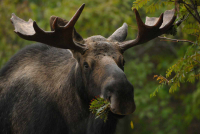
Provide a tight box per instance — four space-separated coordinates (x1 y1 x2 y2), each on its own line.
0 4 175 134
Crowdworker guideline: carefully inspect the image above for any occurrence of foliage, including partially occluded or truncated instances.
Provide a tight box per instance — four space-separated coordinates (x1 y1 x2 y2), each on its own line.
1 0 200 133
130 0 200 133
133 0 200 95
89 97 110 122
132 0 171 13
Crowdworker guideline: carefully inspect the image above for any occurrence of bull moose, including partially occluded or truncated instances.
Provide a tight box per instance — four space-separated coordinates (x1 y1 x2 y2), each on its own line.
0 4 176 134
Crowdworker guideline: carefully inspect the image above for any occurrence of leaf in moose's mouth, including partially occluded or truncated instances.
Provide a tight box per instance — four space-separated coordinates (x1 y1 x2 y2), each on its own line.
89 97 111 122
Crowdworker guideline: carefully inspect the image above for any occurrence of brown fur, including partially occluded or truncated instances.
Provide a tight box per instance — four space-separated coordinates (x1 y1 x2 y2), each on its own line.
0 22 135 134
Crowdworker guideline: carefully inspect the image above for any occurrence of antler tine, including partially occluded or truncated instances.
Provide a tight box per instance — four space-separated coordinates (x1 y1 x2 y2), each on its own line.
134 9 164 42
154 13 164 28
134 9 145 29
64 4 85 28
119 8 176 51
52 17 59 30
52 3 85 30
11 4 87 54
160 12 176 32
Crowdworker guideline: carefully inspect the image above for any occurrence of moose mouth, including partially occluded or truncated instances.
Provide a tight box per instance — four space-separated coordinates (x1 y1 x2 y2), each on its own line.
109 111 125 119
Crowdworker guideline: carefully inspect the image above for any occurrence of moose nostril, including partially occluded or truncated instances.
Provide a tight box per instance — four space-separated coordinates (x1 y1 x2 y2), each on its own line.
108 96 111 102
111 108 115 112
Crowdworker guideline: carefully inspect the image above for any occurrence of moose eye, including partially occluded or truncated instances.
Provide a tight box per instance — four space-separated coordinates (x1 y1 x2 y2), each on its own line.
83 62 89 69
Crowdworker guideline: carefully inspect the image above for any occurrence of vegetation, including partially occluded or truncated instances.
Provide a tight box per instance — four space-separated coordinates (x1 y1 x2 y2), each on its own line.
90 97 110 122
132 0 200 99
0 0 199 133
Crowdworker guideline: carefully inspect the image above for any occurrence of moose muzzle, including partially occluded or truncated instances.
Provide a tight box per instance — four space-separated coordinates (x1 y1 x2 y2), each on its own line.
102 64 136 115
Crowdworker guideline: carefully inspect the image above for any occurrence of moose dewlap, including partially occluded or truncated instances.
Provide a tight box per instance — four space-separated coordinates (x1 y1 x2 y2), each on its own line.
0 3 175 134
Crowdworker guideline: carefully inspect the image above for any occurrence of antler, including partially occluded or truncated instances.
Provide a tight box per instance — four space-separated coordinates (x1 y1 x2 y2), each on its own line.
119 9 176 51
10 4 87 54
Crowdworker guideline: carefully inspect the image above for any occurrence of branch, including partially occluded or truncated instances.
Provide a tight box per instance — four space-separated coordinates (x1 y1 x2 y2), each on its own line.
190 0 200 21
184 4 200 24
175 13 189 26
194 59 200 64
179 1 194 9
158 36 197 44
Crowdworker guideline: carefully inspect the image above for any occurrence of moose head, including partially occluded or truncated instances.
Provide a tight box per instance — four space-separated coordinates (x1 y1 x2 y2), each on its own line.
10 4 176 116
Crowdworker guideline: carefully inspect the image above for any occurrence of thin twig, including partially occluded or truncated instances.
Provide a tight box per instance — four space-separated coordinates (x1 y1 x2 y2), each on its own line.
184 4 200 24
175 13 190 26
160 40 178 42
178 0 194 9
167 0 200 24
191 34 199 37
182 13 190 21
194 59 200 64
190 0 200 22
158 36 197 44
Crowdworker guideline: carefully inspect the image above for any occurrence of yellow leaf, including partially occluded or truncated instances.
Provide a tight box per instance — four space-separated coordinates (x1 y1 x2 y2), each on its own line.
130 121 134 129
153 75 158 79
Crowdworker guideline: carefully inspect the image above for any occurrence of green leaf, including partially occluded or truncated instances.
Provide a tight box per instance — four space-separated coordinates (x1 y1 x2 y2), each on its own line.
90 97 110 122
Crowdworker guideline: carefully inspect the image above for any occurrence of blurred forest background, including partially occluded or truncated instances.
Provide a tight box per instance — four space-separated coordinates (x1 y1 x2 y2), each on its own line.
0 0 199 134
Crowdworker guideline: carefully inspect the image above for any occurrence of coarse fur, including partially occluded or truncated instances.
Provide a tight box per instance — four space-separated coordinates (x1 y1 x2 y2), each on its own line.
0 36 135 134
1 4 176 134
1 7 136 133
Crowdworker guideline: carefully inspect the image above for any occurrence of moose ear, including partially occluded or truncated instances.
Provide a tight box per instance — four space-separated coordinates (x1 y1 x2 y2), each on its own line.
108 23 128 42
50 16 84 42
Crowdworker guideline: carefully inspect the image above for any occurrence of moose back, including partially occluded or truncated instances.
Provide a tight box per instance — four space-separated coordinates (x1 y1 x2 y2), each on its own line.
0 4 175 134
